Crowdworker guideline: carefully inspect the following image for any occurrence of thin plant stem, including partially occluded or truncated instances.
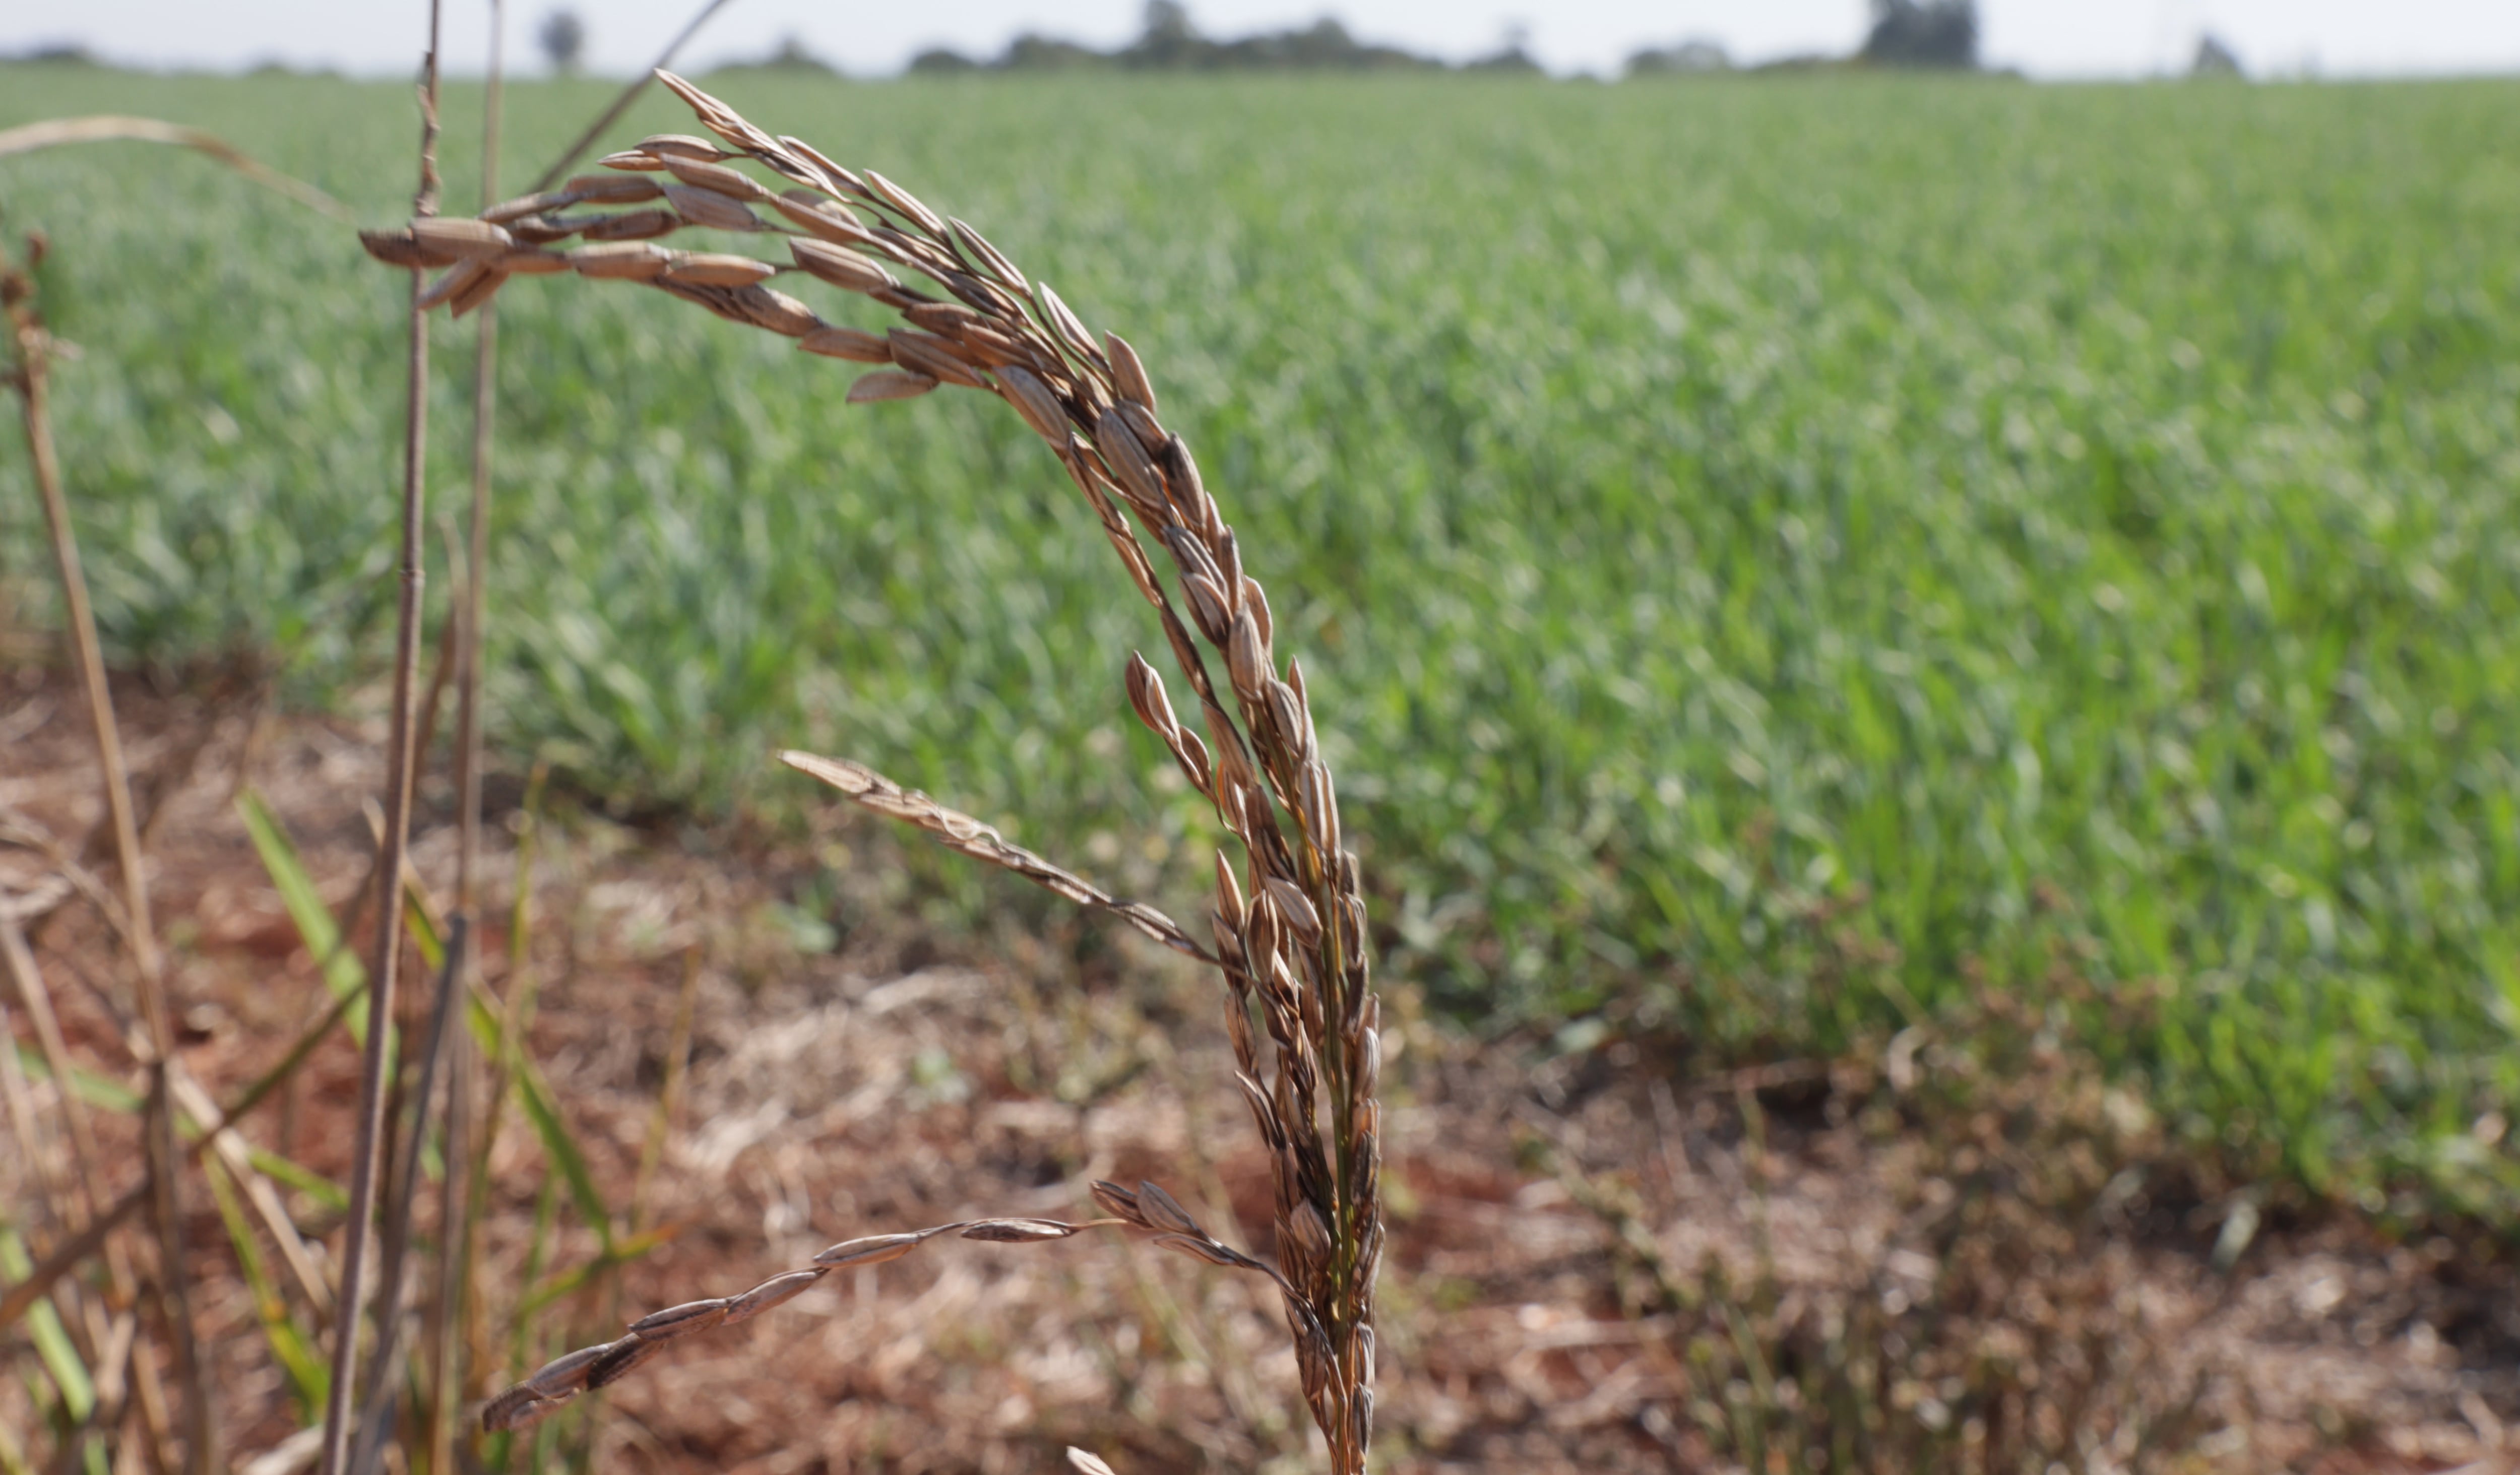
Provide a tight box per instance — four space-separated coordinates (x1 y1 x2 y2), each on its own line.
435 3 506 1463
351 920 470 1475
318 11 445 1475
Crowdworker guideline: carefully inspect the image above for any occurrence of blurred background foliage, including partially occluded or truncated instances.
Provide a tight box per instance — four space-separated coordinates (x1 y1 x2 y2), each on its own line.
1 67 2515 1206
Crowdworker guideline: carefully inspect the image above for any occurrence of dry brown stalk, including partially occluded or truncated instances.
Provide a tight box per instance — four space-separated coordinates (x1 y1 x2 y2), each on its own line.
318 9 444 1475
374 71 1385 1471
433 7 506 1469
776 751 1217 965
5 228 213 1475
476 1196 1261 1435
0 116 352 221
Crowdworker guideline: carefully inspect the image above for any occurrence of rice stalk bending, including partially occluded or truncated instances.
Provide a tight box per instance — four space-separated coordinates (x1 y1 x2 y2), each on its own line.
368 71 1384 1472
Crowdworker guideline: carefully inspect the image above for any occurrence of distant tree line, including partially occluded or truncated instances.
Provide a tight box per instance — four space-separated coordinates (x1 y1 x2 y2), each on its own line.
1631 0 1988 78
1857 1 1978 69
912 3 1537 75
913 1 1988 80
8 0 2257 82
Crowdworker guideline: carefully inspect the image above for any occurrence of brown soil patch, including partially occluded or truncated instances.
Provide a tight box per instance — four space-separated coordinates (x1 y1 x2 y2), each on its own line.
3 662 2514 1473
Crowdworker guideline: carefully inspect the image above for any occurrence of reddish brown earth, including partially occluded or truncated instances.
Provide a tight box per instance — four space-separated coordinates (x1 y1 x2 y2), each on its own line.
3 661 2515 1473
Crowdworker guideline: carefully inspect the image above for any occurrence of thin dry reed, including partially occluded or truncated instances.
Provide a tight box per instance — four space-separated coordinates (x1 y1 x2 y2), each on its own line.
367 70 1386 1472
430 5 506 1469
318 9 446 1475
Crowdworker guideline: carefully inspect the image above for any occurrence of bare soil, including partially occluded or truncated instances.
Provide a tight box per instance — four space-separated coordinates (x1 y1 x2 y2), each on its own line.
3 662 2515 1473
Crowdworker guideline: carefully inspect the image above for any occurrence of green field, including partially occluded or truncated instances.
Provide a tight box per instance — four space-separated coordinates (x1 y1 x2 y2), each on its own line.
3 66 2515 1203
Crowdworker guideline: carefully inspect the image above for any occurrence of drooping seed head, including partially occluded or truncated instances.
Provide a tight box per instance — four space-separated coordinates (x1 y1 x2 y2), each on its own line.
950 216 1025 287
580 209 679 242
564 173 667 204
1160 436 1218 537
1182 573 1233 645
1290 1199 1334 1264
734 286 822 338
1089 1180 1148 1226
409 216 514 260
958 1218 1078 1243
1113 399 1166 457
789 237 898 294
586 1335 670 1389
798 325 893 362
998 364 1069 442
1174 726 1213 795
863 170 948 236
626 1299 731 1340
1299 761 1339 856
1135 1180 1202 1237
358 228 459 270
1268 681 1311 762
1263 879 1323 947
662 252 777 288
1152 1233 1241 1269
810 1232 925 1268
482 189 581 224
634 133 725 160
479 1387 554 1433
1037 283 1102 366
1234 1070 1281 1145
903 301 981 336
1212 850 1248 929
1124 653 1178 740
522 1341 617 1399
1226 610 1269 703
847 369 939 403
417 260 493 312
568 241 672 280
887 329 985 388
770 190 886 250
662 183 762 232
1104 331 1157 412
662 155 768 201
1207 710 1256 803
1242 578 1275 652
722 1268 826 1325
494 249 572 276
1093 407 1166 515
1215 530 1245 611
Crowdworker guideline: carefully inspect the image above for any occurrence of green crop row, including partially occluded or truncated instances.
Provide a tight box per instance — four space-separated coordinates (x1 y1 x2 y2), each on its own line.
2 67 2515 1205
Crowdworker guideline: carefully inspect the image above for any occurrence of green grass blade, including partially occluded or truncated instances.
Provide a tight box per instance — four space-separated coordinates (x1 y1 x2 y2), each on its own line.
201 1156 328 1415
244 1147 347 1213
0 1226 94 1422
510 1054 614 1257
8 1044 144 1115
235 788 371 1043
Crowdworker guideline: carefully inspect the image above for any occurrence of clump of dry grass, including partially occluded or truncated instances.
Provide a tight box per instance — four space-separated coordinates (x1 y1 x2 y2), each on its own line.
367 70 1385 1472
7 224 218 1475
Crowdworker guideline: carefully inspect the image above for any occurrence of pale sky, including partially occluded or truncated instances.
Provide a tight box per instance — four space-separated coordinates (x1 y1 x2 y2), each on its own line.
5 0 2516 81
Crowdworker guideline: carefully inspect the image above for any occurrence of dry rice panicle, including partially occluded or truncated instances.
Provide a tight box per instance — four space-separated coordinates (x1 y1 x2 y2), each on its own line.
367 70 1384 1473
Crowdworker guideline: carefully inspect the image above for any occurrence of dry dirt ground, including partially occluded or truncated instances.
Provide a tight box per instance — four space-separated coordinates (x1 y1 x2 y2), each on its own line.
3 662 2516 1474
